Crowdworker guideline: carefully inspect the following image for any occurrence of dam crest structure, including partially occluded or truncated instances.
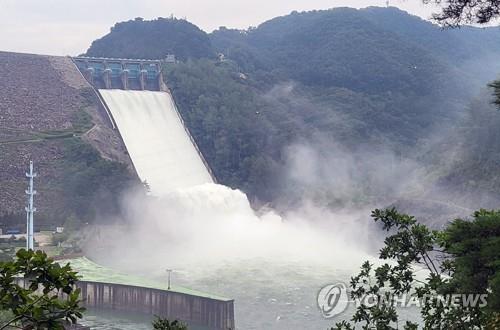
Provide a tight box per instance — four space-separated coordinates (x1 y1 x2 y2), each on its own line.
74 56 164 91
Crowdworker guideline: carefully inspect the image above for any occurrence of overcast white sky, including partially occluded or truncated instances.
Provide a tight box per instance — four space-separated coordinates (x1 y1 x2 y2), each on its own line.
0 0 438 56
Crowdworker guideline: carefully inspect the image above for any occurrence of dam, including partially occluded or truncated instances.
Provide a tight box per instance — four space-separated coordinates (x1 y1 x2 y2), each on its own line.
69 55 230 327
71 56 232 328
73 56 215 194
99 89 213 194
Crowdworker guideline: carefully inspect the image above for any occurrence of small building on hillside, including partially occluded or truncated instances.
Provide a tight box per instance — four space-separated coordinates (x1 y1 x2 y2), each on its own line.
164 54 176 63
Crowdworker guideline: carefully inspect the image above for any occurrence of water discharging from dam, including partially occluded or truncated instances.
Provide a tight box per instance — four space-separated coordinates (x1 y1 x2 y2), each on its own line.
93 89 403 329
99 89 213 195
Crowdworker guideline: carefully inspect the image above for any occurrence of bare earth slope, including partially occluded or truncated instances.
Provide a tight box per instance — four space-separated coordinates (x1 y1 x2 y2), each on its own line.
0 51 131 217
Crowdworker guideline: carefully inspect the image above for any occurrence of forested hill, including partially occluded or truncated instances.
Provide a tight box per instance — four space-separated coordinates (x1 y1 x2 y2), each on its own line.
85 17 213 60
211 7 500 92
213 7 455 95
83 7 500 208
358 7 500 64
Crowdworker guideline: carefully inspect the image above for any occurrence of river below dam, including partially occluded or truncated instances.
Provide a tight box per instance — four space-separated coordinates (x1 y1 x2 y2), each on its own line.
85 258 421 330
81 181 423 329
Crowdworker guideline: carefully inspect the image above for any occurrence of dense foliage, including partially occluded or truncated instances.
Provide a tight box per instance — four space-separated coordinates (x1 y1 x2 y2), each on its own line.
166 59 425 204
426 0 500 26
0 138 138 231
0 249 84 329
334 208 500 329
165 60 285 201
211 7 500 91
213 9 456 96
426 87 500 209
152 317 188 330
58 138 137 223
164 8 500 203
86 8 500 207
85 17 213 60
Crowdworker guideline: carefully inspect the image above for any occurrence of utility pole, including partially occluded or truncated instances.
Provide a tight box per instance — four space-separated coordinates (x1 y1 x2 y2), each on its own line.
166 269 173 290
25 161 36 250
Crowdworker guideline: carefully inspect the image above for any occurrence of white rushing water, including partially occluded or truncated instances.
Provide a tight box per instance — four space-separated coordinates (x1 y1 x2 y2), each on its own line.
86 182 384 330
95 89 395 329
99 89 213 195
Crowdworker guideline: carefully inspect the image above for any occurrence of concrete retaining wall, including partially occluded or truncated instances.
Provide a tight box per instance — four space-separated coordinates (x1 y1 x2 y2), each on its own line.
77 281 235 330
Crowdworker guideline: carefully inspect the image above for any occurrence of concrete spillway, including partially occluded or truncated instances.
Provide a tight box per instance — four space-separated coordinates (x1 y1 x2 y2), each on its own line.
99 89 213 195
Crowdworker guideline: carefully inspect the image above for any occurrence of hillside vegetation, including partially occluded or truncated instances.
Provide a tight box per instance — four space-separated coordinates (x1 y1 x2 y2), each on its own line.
165 8 500 206
78 8 500 208
85 17 213 60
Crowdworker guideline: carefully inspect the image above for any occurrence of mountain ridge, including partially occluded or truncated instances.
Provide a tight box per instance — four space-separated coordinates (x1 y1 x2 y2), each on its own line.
82 7 500 206
0 7 496 223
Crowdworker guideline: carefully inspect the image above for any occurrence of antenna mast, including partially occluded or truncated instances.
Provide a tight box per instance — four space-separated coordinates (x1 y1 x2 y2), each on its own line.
25 161 36 250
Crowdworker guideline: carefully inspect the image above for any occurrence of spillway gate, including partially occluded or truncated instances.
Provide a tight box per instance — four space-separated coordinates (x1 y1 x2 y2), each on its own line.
73 56 166 91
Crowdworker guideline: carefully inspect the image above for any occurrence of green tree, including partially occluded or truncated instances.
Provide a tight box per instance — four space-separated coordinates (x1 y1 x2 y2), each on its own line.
334 208 500 329
85 17 213 60
60 138 137 223
426 0 500 26
0 249 84 329
152 317 188 330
